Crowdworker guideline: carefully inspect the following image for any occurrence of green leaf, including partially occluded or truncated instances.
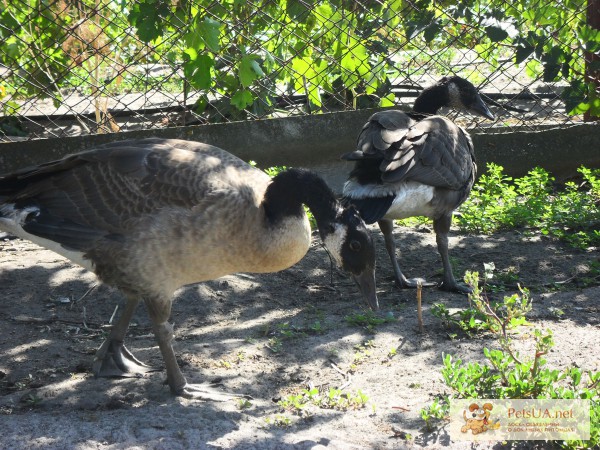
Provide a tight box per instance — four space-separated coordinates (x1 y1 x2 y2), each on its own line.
589 96 600 118
183 47 198 61
239 55 264 88
198 18 222 52
525 59 542 78
128 0 171 42
286 0 313 23
515 44 535 64
543 63 561 82
423 22 441 43
231 90 254 110
193 95 209 114
486 26 508 42
183 54 214 90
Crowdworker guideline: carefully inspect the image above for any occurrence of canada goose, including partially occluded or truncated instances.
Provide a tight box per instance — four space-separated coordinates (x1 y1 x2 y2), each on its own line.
341 76 495 293
0 137 378 400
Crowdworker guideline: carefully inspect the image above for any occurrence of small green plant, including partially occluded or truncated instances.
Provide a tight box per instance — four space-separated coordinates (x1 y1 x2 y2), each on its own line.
431 270 531 337
276 322 305 339
278 387 371 412
420 397 448 432
345 311 395 332
279 393 307 411
216 359 232 369
263 320 312 353
237 398 252 410
264 414 292 427
266 337 283 353
22 393 43 407
307 319 324 334
430 302 488 336
350 340 375 371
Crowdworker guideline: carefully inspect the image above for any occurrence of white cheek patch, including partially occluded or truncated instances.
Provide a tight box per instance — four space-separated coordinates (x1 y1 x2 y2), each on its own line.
323 223 346 267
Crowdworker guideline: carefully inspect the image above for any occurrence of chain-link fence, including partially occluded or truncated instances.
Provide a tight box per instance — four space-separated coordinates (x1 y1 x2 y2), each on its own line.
0 0 597 142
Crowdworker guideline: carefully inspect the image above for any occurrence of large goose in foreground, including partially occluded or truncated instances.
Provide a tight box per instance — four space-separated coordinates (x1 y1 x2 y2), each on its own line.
0 138 378 400
342 76 495 294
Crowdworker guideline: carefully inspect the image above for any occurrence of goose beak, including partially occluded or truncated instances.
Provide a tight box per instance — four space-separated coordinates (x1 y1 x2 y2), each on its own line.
470 95 495 120
352 269 379 311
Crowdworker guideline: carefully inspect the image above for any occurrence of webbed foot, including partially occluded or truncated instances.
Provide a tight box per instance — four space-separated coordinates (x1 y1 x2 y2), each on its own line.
174 381 252 401
93 339 159 377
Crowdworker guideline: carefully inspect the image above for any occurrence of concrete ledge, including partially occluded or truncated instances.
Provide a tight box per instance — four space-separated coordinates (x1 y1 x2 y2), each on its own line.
1 110 599 194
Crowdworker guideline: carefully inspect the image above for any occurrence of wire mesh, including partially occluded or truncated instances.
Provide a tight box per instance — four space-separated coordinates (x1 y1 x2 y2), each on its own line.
0 0 595 142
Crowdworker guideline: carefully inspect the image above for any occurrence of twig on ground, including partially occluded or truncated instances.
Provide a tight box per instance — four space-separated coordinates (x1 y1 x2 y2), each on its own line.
417 281 424 333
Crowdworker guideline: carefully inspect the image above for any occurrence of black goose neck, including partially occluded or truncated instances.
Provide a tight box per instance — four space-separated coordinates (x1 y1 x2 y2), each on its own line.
263 168 339 230
412 83 448 115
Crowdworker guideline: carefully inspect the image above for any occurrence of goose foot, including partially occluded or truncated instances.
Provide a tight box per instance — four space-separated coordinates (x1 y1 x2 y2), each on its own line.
439 281 472 295
93 339 158 378
174 381 252 401
395 277 437 290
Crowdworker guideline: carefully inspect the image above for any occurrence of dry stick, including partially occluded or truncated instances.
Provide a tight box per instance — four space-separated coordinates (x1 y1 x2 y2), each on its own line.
330 361 347 377
392 406 410 412
417 281 424 333
108 305 119 325
330 361 352 389
73 283 99 307
82 306 88 329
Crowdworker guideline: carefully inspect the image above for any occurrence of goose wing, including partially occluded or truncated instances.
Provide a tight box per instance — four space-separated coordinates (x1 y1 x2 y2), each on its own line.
342 110 415 160
0 138 261 251
380 116 475 189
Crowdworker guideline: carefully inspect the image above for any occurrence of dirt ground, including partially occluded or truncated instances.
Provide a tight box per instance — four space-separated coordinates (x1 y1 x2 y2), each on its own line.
0 224 598 450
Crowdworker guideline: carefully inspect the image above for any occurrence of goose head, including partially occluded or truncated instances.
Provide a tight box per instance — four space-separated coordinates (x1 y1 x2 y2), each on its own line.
442 76 495 120
321 206 379 311
414 76 495 120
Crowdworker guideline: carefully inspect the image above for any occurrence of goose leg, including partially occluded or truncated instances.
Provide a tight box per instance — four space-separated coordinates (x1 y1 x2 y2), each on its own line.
378 219 435 290
145 296 247 401
93 296 157 377
433 214 471 294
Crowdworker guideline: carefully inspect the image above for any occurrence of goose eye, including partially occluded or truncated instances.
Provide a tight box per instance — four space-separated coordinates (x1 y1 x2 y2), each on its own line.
349 240 361 252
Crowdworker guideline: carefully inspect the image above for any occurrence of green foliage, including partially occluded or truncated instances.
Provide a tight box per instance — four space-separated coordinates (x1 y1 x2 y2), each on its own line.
279 387 370 412
237 398 252 410
350 340 376 371
431 270 531 336
127 0 172 42
420 397 448 432
422 277 600 448
457 164 600 250
264 414 292 427
2 1 597 119
344 310 396 332
438 340 600 449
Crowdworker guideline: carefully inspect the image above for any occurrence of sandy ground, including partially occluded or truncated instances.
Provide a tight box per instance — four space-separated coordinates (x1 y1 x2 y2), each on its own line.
1 225 598 450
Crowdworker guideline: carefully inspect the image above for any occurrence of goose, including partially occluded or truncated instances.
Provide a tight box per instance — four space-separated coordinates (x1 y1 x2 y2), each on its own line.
341 76 495 294
0 137 378 400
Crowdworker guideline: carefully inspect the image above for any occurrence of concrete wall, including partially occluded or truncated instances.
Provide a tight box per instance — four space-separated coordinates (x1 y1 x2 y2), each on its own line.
1 110 599 193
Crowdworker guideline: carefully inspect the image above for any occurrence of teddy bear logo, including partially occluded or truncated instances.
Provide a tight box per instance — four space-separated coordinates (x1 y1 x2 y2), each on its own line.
461 402 501 435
